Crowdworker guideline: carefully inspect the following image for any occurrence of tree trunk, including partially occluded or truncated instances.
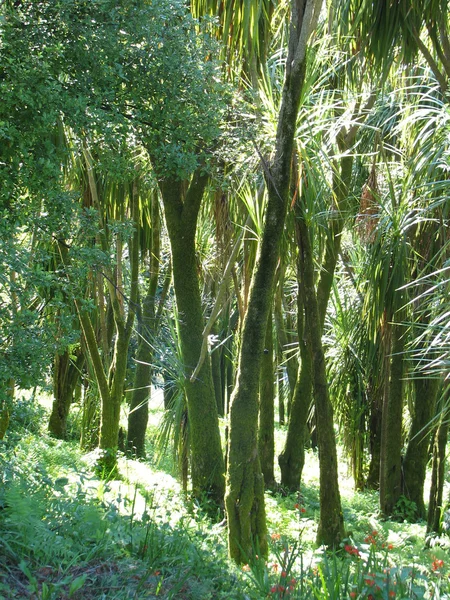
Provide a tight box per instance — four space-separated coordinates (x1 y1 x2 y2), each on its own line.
278 141 360 492
427 389 449 534
274 278 298 408
80 375 100 451
427 418 449 534
211 321 224 416
276 347 286 425
366 370 383 489
225 0 320 563
127 192 161 457
279 272 312 491
258 311 275 488
379 322 405 516
297 213 345 547
160 173 225 505
49 347 85 439
402 377 439 518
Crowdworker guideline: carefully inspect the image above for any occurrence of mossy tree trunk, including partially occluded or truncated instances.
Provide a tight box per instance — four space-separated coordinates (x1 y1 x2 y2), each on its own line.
127 192 161 457
63 178 140 475
274 274 298 409
379 322 405 516
49 347 85 439
366 373 383 489
277 118 371 492
402 376 440 518
225 0 321 563
159 172 225 505
258 311 275 488
427 386 449 534
211 320 224 416
98 195 139 473
297 210 345 547
279 266 312 491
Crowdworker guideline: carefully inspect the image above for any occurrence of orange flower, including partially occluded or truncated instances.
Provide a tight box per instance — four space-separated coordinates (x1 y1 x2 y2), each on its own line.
349 592 357 598
389 591 396 597
271 533 281 541
344 544 360 557
432 559 444 571
242 564 251 572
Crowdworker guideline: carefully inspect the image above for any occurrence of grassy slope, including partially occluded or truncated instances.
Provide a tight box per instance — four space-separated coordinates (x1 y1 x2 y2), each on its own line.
0 392 449 599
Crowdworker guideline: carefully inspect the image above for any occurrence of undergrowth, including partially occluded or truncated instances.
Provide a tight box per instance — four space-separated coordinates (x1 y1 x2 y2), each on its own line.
0 394 449 599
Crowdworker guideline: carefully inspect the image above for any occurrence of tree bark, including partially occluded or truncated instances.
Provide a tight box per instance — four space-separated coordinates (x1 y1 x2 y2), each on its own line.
127 192 161 457
225 0 320 562
379 322 405 516
279 266 312 491
159 172 225 505
427 414 449 534
49 347 85 439
297 213 345 547
402 376 439 518
427 386 449 534
278 136 359 492
258 311 275 488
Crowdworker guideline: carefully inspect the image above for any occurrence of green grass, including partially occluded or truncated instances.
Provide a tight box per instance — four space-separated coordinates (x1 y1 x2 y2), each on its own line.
0 392 449 599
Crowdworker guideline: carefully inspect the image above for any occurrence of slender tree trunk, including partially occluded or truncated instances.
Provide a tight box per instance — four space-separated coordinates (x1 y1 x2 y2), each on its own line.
279 270 312 491
278 144 359 492
97 188 139 474
0 380 13 440
276 347 286 425
427 388 449 534
211 321 224 416
225 0 320 562
127 192 161 457
159 173 225 505
49 347 85 439
297 213 345 547
274 277 298 406
366 371 383 489
258 311 275 488
402 377 439 518
427 417 449 534
379 322 405 516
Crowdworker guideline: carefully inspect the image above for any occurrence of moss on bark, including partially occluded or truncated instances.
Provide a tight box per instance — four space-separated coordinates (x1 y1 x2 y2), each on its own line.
279 277 312 491
427 409 449 534
402 377 439 518
160 173 225 504
225 0 314 562
379 323 405 516
49 348 84 440
297 214 345 547
128 193 161 457
258 312 275 489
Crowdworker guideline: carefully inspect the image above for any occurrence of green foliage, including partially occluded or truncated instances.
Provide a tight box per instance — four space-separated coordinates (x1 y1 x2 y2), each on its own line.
239 531 450 599
0 409 246 599
1 0 229 183
393 496 420 523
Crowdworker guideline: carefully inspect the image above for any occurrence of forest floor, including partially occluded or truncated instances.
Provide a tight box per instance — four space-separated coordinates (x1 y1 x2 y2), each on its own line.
0 391 449 599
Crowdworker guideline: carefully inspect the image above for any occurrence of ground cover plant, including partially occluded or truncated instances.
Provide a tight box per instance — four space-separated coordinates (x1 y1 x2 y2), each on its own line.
0 395 449 599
